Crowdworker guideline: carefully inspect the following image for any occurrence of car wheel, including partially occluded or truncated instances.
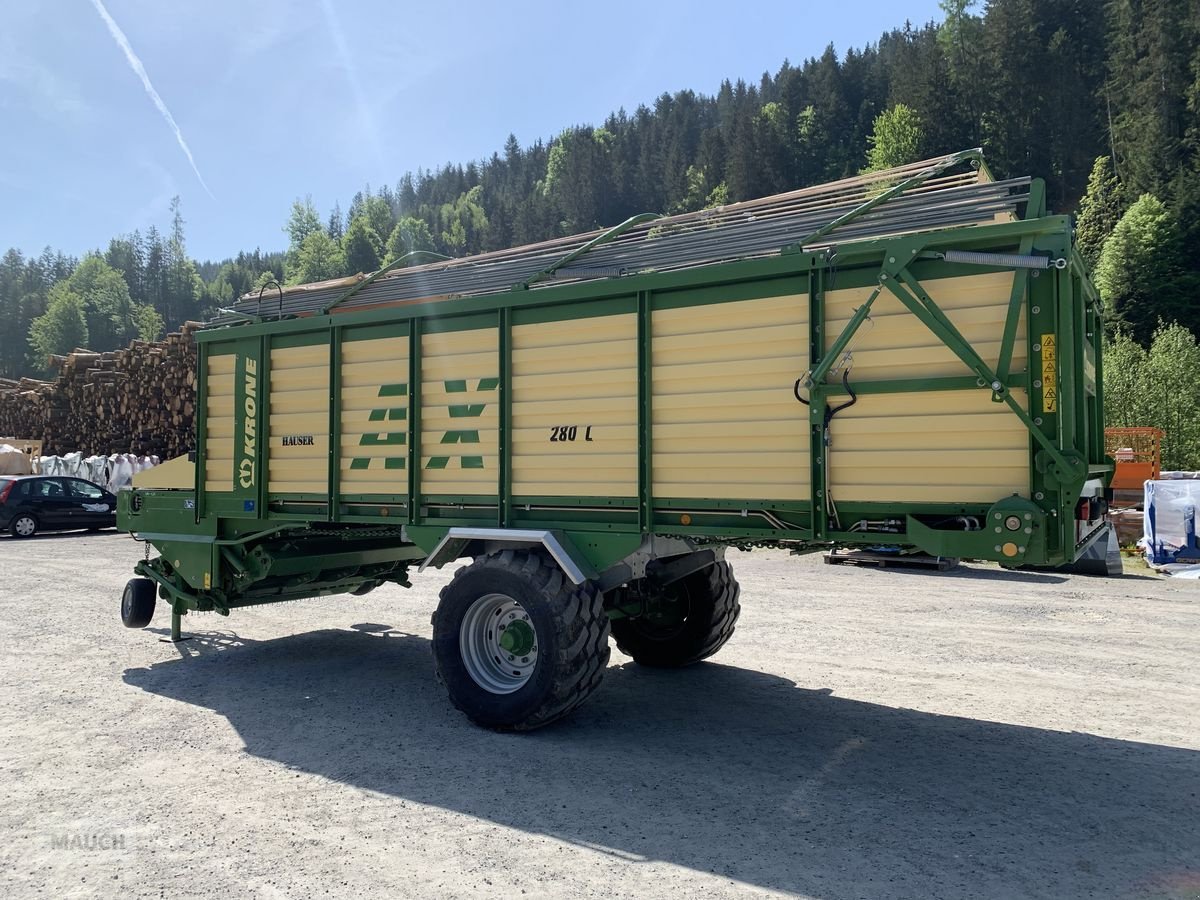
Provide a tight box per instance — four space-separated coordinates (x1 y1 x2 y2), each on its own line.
10 514 37 538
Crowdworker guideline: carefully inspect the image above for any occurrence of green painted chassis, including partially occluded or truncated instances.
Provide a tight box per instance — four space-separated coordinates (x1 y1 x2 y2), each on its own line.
118 198 1111 621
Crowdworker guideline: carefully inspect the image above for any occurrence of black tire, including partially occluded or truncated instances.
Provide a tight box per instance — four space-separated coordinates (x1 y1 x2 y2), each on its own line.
610 559 741 667
432 549 610 731
9 513 38 538
121 578 156 628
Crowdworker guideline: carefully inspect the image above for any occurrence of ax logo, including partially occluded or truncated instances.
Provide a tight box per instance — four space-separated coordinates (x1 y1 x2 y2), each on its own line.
426 378 499 470
349 383 408 472
346 377 499 472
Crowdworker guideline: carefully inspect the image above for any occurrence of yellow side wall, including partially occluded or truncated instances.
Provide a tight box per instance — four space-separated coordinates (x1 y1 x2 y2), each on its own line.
823 272 1025 380
204 354 235 492
823 271 1031 503
267 344 330 494
511 314 637 497
134 453 194 489
651 294 810 500
204 270 1029 506
828 389 1031 502
420 328 499 495
340 336 409 495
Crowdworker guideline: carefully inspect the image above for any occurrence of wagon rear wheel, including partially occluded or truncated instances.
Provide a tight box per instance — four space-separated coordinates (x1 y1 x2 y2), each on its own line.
610 559 741 667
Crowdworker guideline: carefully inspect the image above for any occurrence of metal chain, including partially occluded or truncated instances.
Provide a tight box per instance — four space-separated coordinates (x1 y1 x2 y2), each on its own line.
657 534 812 553
302 525 409 541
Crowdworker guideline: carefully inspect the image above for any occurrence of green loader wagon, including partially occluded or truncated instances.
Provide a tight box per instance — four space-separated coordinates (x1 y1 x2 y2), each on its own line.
117 150 1113 730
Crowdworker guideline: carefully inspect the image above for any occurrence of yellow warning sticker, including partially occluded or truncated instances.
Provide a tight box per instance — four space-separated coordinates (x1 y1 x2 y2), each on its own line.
204 572 212 589
1040 333 1057 413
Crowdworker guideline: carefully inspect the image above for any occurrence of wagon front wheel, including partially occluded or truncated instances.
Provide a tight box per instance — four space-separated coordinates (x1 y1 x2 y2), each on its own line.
121 577 157 628
432 550 610 730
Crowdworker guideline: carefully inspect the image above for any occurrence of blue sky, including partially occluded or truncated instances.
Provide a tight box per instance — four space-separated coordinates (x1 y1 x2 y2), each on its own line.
0 0 946 263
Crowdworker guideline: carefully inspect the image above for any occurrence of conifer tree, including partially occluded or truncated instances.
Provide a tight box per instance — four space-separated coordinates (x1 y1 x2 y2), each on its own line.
341 216 383 275
1076 156 1126 268
1095 193 1184 343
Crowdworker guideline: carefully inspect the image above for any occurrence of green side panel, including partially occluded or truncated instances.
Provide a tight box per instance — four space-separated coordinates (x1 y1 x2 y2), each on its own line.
652 274 801 310
272 330 328 349
199 336 264 519
423 312 499 334
154 541 218 592
341 321 410 343
510 295 638 325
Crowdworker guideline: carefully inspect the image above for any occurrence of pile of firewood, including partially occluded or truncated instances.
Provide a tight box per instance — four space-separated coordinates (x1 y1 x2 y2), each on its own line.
0 323 201 457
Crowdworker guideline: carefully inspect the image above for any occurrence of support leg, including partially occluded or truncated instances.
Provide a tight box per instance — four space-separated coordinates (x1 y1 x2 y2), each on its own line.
159 608 192 643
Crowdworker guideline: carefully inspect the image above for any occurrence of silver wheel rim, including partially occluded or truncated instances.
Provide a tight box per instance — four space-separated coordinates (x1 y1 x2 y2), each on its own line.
14 516 34 537
459 593 539 694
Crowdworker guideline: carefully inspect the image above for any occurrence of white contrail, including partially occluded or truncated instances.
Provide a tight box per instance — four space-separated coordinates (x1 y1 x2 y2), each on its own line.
318 0 385 169
88 0 215 199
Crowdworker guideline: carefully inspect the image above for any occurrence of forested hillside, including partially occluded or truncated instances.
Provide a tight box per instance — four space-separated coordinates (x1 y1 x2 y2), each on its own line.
2 0 1198 386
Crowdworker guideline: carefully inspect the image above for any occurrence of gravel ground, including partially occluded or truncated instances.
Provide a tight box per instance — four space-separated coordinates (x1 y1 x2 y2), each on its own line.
0 531 1197 900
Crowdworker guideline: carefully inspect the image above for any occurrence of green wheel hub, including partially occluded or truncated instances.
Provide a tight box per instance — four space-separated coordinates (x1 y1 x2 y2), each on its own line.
458 593 540 694
498 618 535 656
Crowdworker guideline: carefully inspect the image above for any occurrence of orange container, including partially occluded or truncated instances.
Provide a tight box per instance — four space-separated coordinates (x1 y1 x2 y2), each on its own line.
1104 427 1163 490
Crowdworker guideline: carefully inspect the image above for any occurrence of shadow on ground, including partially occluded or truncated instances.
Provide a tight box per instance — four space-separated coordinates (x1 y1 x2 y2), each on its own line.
878 564 1072 584
124 625 1199 899
1 528 118 541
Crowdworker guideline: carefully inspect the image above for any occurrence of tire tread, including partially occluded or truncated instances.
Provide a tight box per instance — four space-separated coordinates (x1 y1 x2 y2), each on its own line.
611 559 741 667
433 550 610 730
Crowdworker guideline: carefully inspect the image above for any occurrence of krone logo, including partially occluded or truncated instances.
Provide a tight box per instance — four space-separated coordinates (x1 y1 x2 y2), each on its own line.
239 357 258 489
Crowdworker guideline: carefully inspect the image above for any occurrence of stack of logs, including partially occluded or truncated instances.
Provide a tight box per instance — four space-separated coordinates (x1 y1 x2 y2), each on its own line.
0 323 201 457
